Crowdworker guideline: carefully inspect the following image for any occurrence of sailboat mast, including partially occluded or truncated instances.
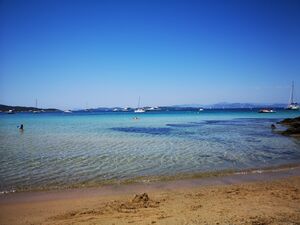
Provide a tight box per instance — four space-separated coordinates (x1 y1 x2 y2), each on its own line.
138 96 141 108
286 81 299 110
291 81 294 104
289 81 294 105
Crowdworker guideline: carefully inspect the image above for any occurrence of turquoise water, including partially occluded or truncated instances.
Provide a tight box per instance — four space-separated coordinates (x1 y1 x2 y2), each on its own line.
0 109 300 192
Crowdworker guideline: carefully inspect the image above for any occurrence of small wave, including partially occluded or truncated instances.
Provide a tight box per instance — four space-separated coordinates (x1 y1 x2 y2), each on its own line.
0 189 16 195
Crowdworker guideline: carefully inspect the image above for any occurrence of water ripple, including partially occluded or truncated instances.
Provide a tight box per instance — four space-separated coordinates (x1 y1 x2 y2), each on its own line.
1 111 300 191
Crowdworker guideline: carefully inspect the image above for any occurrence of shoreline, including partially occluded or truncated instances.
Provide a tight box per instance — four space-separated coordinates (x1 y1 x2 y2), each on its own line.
1 163 300 204
2 162 300 195
1 167 300 225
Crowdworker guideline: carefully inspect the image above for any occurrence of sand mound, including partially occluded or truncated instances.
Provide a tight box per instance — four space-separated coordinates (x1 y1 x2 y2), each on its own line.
132 193 150 203
51 192 160 221
118 193 160 213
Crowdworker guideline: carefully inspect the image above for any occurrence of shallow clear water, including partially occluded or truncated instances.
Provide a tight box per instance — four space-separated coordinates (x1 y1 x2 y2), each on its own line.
0 109 300 191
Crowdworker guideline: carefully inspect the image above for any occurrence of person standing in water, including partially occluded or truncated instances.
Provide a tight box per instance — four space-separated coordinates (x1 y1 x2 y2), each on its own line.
18 124 24 131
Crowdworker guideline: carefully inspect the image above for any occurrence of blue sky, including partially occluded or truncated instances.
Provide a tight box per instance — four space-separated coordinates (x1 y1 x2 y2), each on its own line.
1 0 300 109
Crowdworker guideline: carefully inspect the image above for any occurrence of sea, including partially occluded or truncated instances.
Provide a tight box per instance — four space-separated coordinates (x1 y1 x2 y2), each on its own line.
0 109 300 192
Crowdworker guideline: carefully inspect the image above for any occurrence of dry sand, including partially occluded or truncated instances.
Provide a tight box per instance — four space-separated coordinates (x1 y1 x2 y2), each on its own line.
0 174 300 225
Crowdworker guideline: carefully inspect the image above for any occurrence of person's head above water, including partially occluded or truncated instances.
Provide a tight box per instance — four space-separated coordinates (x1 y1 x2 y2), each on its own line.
19 124 23 130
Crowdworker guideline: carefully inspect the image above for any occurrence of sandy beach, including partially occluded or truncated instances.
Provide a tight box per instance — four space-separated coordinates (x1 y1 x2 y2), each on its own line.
2 0 300 224
1 167 300 225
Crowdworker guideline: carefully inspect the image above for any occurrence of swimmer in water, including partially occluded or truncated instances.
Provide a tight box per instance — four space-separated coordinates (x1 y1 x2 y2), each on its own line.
18 124 24 130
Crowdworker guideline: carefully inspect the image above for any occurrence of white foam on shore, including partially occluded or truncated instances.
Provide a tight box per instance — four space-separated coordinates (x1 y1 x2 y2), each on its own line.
0 189 16 195
234 165 299 176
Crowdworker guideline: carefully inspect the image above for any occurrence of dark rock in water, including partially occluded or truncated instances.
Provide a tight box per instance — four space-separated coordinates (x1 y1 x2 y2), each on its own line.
290 123 300 129
277 117 300 137
281 127 300 136
277 117 300 125
271 124 276 129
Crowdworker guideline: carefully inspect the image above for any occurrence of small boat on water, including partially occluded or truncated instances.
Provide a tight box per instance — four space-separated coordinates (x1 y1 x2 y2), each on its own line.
199 108 204 111
134 96 145 113
259 109 275 113
64 110 72 113
286 81 299 110
6 109 15 114
134 108 145 113
147 106 160 111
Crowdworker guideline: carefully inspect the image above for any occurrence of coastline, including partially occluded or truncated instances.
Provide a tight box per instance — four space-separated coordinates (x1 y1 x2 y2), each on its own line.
1 163 300 202
1 166 300 225
2 162 300 194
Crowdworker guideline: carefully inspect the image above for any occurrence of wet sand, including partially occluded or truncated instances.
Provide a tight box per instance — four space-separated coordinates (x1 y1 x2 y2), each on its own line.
1 167 300 225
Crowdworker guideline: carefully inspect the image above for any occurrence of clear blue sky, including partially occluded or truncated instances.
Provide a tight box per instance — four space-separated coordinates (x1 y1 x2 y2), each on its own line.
1 0 300 109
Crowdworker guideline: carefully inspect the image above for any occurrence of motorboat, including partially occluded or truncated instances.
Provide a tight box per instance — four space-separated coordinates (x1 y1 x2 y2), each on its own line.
259 109 275 113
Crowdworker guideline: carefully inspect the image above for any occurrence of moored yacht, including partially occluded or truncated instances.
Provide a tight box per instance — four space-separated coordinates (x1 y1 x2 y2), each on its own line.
6 109 15 114
134 108 145 113
134 96 145 113
259 109 275 113
286 81 299 110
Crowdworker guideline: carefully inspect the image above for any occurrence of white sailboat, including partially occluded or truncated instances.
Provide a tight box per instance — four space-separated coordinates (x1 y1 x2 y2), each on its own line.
134 96 145 113
286 81 299 110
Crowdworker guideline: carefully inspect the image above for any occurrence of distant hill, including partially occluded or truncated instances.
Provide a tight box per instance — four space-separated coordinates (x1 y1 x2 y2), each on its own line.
2 102 286 113
0 104 60 112
73 102 287 112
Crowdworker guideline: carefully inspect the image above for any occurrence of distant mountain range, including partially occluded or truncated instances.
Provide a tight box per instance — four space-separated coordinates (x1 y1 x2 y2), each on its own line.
77 103 287 112
173 102 287 109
